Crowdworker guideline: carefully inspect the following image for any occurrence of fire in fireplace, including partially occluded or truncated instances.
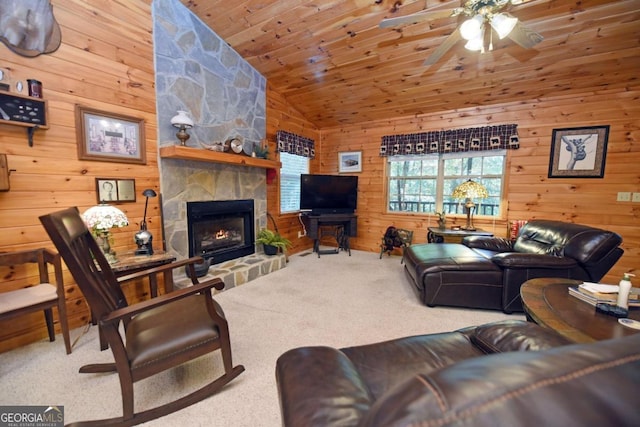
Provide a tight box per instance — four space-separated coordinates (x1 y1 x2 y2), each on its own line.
187 199 255 265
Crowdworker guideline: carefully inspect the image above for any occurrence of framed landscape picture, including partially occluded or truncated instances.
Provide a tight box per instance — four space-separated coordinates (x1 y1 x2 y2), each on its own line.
338 151 362 173
76 106 146 165
548 125 609 178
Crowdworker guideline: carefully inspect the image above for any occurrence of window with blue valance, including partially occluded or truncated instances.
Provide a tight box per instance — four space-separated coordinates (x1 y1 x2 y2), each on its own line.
380 124 519 157
276 130 315 159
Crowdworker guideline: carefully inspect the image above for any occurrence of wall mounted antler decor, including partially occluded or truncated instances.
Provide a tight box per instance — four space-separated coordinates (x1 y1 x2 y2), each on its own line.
0 0 61 57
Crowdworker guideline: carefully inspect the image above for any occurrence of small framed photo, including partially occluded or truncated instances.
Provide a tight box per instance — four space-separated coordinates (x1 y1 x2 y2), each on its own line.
548 125 609 178
338 151 362 173
76 106 146 165
96 178 136 203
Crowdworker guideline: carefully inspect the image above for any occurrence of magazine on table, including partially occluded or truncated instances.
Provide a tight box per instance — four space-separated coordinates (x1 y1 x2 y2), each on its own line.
568 282 640 307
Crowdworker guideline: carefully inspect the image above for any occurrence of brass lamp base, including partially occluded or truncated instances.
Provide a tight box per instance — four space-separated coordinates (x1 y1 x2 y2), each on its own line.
176 126 190 146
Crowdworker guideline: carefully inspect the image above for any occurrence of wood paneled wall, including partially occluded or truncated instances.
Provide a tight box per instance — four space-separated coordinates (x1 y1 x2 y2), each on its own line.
265 84 319 254
315 88 639 283
0 0 157 353
1 0 637 354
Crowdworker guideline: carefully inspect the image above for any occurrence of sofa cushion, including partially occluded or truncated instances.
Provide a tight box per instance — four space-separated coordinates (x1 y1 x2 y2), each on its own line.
514 220 622 265
360 334 640 427
470 320 572 353
276 346 373 427
341 332 485 401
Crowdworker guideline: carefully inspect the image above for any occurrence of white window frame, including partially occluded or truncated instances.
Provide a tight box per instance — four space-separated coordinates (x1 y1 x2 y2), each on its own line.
280 152 309 213
386 150 506 217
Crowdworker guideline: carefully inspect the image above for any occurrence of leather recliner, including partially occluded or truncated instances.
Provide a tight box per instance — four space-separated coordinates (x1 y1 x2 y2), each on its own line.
403 220 623 313
276 320 640 427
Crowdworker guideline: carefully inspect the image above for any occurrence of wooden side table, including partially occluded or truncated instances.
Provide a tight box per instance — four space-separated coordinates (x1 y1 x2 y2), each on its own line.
427 227 493 243
111 251 176 297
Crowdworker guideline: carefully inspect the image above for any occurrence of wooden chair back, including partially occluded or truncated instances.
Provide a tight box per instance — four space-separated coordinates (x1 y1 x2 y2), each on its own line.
39 206 127 323
0 248 71 354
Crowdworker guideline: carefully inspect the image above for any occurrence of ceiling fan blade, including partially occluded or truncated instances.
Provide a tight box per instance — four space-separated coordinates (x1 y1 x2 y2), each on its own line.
379 9 455 28
423 27 462 66
507 21 544 49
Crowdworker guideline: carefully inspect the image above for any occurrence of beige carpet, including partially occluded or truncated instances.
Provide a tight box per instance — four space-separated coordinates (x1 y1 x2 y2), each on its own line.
0 249 523 426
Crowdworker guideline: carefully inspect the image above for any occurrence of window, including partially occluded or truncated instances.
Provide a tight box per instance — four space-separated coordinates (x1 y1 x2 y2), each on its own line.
280 152 309 213
387 150 505 217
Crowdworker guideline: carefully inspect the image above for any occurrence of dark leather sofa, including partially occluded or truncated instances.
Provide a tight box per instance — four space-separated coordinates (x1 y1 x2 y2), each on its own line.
276 320 640 427
403 220 623 313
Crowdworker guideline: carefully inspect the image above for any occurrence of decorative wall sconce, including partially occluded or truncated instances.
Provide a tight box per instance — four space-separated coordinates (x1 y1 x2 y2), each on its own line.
170 110 194 146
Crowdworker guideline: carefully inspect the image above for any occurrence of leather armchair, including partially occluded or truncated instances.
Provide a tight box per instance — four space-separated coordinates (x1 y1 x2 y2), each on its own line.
463 220 624 312
403 220 623 313
276 320 640 427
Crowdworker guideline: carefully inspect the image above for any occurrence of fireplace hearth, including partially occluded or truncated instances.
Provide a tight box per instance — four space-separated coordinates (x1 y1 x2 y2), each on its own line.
187 200 255 265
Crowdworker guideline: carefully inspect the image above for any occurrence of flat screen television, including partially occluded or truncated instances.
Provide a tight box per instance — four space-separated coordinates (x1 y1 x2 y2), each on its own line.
300 174 358 214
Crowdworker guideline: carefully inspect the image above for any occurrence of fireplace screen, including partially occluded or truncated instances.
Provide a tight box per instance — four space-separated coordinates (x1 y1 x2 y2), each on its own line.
187 200 255 265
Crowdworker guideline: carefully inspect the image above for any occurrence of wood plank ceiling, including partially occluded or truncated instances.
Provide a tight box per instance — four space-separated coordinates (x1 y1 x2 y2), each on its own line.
181 0 640 128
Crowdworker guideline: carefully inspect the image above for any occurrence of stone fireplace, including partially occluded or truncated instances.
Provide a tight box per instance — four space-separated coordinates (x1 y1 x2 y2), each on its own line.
152 0 285 290
187 199 255 264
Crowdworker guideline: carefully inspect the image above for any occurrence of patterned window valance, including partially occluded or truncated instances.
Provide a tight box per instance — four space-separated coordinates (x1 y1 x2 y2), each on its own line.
276 130 315 159
379 124 519 157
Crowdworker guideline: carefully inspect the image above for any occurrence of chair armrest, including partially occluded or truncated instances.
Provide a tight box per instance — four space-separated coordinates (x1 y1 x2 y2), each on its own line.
100 277 225 325
492 252 578 269
276 346 372 426
463 236 514 252
116 256 205 284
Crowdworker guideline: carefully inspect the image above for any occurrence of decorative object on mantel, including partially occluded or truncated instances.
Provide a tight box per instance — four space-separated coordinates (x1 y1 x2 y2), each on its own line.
81 204 129 264
548 125 610 178
134 189 157 256
76 106 146 165
253 140 269 159
452 179 488 231
276 130 315 158
0 0 62 57
200 141 226 152
170 110 194 146
380 124 519 157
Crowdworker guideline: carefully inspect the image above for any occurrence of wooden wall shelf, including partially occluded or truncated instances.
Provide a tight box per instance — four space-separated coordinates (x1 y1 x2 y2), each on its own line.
0 92 48 147
159 145 280 169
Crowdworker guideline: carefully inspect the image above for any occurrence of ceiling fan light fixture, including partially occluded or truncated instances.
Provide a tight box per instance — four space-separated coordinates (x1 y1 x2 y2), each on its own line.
464 29 485 52
490 12 518 39
460 14 484 41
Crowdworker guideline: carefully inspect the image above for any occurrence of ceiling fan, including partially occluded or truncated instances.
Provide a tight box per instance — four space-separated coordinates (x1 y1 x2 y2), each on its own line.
379 0 544 66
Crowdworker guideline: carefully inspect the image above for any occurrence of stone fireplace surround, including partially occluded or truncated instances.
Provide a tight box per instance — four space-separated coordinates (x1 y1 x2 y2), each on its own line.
152 0 285 290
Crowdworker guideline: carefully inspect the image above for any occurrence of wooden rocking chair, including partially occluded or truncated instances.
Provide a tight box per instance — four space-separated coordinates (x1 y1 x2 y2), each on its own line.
40 207 244 426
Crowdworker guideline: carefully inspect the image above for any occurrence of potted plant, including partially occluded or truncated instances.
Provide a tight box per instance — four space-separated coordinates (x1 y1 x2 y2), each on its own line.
256 228 292 255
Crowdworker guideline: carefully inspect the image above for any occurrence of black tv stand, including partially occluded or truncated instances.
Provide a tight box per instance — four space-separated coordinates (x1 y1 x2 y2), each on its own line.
302 213 357 257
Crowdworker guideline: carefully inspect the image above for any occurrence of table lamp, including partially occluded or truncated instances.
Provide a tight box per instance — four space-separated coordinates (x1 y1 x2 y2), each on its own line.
134 188 157 255
170 110 194 146
82 204 129 263
452 179 488 231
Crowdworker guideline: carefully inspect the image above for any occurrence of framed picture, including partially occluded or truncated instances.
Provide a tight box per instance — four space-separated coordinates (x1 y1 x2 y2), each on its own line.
96 178 136 203
548 125 610 178
338 151 362 173
76 106 146 165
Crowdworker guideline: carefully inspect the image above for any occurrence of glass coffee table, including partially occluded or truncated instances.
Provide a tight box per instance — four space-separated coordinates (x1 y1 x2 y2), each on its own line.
521 277 640 343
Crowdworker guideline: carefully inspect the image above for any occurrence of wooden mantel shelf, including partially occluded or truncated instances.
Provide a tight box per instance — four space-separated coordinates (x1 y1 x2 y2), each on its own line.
159 145 281 169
